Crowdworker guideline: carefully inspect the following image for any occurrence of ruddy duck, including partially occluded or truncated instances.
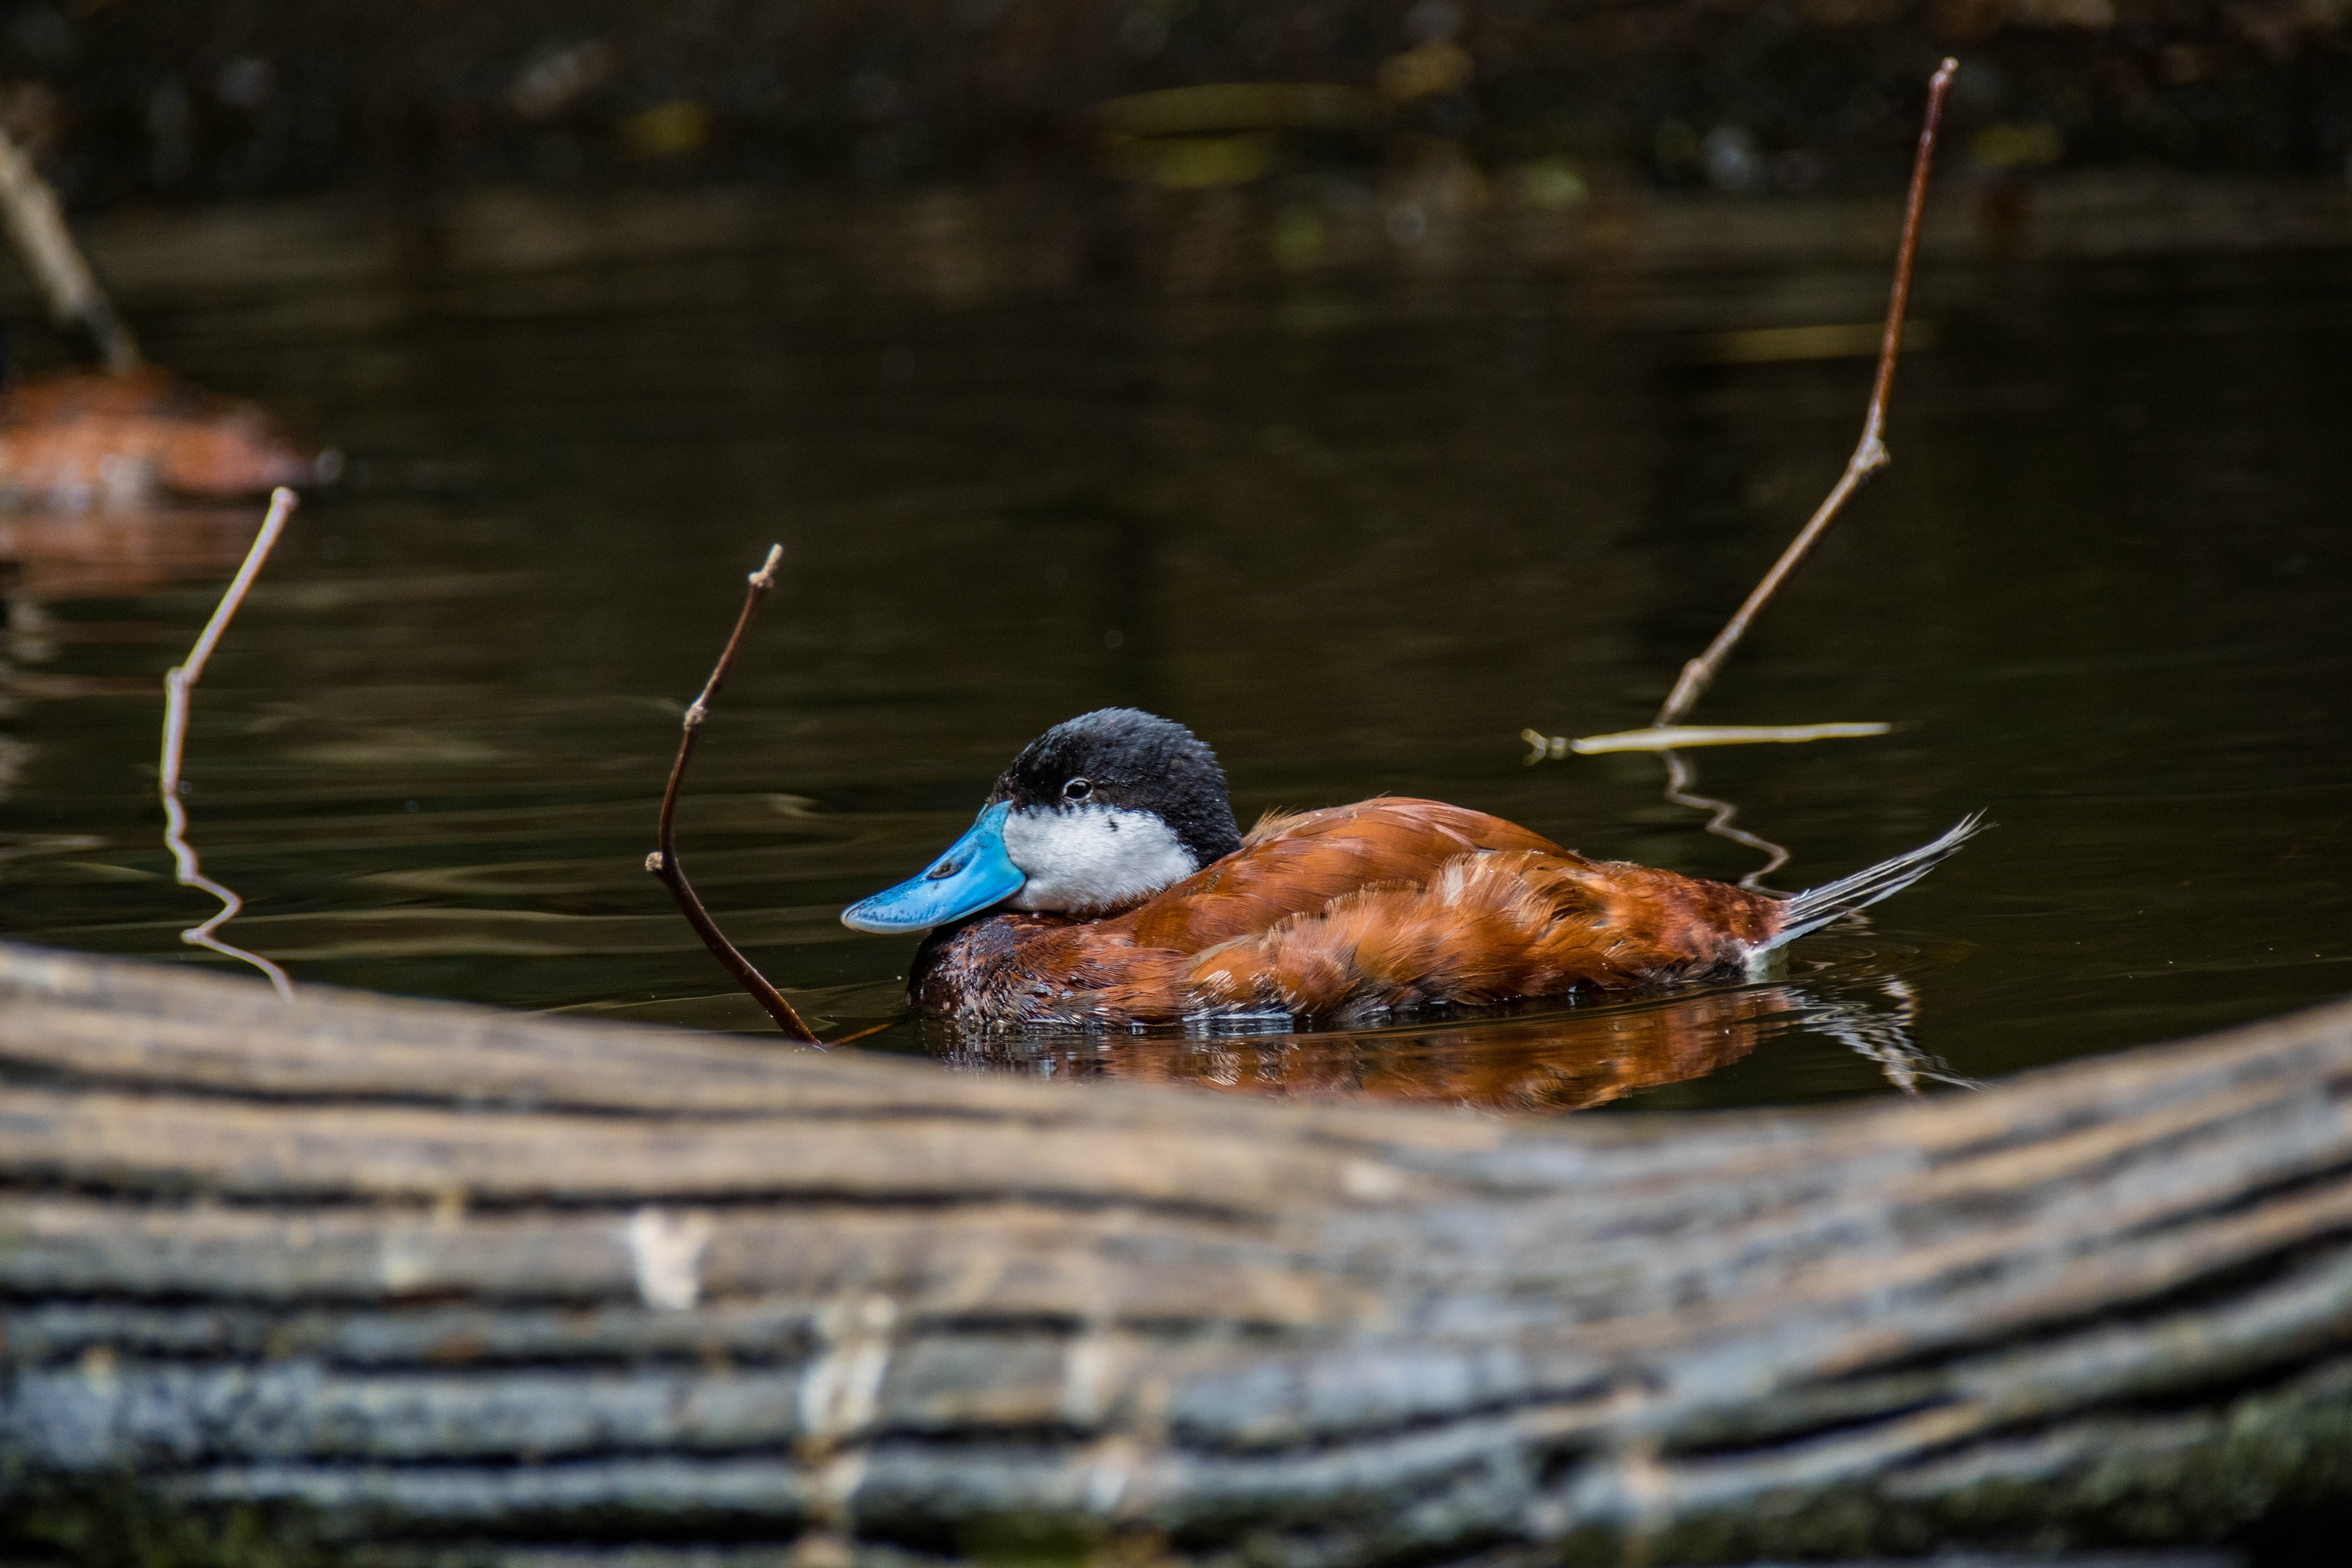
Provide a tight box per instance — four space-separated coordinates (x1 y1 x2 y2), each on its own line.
0 366 328 502
843 709 1980 1027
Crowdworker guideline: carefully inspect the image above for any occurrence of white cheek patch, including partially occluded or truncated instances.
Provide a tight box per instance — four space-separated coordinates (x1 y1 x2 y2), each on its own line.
1001 804 1198 915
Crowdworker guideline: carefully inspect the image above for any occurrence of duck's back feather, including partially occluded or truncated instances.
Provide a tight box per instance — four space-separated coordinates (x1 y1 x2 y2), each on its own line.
1125 799 1562 950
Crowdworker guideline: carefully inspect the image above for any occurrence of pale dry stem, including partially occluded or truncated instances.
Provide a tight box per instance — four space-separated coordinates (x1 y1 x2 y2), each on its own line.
159 487 296 997
1525 723 1893 759
0 124 140 372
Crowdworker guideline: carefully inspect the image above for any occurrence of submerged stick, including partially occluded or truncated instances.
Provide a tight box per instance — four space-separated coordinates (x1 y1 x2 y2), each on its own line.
1659 750 1789 889
0 125 140 372
646 545 823 1045
159 488 296 996
1651 57 1956 730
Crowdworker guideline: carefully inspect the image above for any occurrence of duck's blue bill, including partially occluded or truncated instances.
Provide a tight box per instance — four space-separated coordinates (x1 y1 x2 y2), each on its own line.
840 801 1025 933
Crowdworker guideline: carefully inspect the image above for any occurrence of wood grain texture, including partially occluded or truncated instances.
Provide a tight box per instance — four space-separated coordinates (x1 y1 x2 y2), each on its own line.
2 939 2349 1565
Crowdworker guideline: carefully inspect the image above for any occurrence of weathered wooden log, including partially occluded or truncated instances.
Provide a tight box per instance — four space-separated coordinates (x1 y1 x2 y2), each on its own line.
2 937 2348 1565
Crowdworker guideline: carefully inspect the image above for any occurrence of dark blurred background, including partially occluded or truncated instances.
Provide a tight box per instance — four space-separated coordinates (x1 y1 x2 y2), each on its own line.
0 1 2345 212
0 1 2346 1108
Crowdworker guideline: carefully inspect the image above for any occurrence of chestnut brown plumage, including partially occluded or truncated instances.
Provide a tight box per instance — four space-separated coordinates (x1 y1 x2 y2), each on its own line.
915 799 1860 1026
0 367 324 499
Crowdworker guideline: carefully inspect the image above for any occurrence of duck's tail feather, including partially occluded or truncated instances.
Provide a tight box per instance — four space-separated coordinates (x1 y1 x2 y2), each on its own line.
1755 813 1989 955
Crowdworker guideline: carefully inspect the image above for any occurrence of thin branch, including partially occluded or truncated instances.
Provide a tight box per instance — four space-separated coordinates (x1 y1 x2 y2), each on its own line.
159 487 296 996
0 124 140 373
645 544 824 1045
1652 57 1957 730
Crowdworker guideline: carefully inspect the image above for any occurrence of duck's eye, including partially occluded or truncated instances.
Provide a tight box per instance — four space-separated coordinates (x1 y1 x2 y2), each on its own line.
1062 777 1093 802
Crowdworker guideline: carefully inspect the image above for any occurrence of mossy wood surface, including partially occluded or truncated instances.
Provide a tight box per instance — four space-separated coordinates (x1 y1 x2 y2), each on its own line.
2 940 2349 1565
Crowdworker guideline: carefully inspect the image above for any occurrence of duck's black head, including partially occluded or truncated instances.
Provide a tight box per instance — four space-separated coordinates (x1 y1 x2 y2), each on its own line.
840 708 1242 933
988 708 1242 885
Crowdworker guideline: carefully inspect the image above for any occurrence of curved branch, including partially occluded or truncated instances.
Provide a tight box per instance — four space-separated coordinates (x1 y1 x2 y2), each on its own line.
645 545 824 1045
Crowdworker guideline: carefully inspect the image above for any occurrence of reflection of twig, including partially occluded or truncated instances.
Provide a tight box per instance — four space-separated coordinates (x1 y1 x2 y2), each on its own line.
1652 58 1956 730
1660 749 1788 889
1805 973 1981 1096
0 125 140 372
159 487 295 997
645 544 824 1046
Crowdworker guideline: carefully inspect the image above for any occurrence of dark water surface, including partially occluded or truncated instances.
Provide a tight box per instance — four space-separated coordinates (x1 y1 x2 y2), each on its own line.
3 219 2347 1113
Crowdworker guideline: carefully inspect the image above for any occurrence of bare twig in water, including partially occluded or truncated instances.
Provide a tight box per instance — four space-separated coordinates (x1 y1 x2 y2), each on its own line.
0 125 140 372
1531 62 1958 764
646 544 824 1045
1651 57 1957 731
1525 62 1958 884
159 487 295 996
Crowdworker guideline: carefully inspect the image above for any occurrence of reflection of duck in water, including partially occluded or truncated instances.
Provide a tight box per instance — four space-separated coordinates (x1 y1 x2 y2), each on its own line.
931 977 1962 1113
940 986 1775 1112
845 708 1981 1027
0 505 278 601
